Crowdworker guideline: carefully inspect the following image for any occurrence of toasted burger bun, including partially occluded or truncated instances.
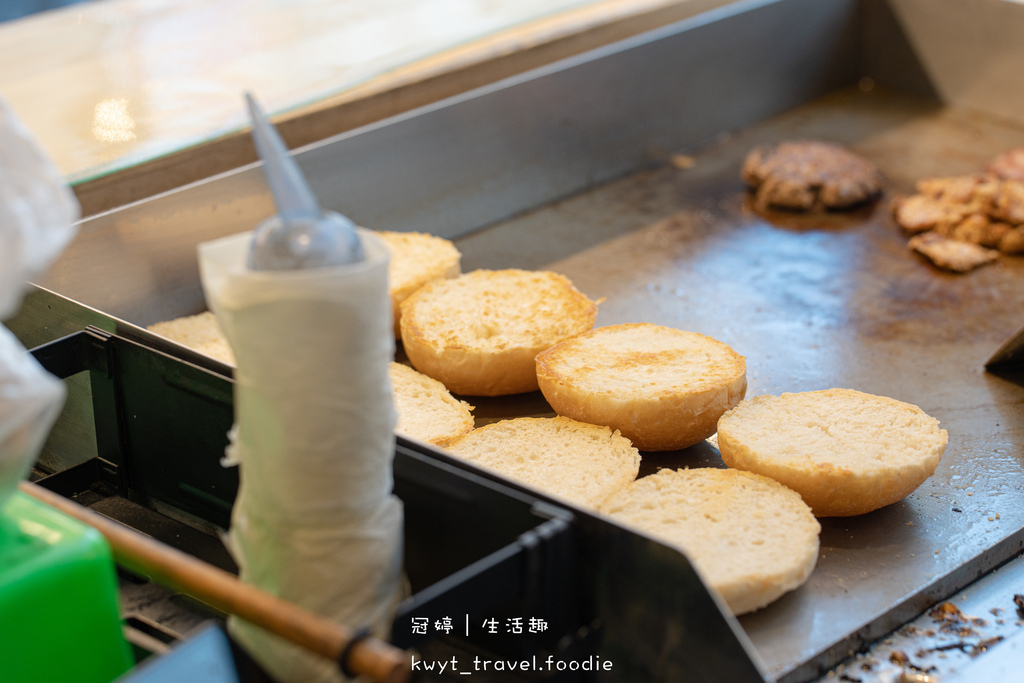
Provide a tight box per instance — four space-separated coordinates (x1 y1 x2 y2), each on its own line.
447 416 640 509
391 362 474 448
377 230 461 338
400 269 598 396
600 467 820 615
717 388 947 517
536 323 746 451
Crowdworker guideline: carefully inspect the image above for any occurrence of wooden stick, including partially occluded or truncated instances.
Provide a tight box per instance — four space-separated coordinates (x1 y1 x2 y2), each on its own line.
19 481 411 683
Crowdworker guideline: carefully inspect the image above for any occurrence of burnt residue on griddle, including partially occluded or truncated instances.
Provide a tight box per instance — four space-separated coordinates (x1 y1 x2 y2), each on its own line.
929 601 987 629
934 603 972 632
826 594 1024 682
888 649 937 674
897 601 1008 658
917 635 1004 658
975 635 1005 655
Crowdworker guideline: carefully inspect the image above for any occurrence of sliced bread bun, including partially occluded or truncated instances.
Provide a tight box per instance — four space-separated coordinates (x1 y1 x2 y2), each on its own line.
599 467 820 615
717 389 947 517
377 230 461 337
391 362 474 447
536 323 746 451
400 269 598 396
148 311 236 365
447 416 640 508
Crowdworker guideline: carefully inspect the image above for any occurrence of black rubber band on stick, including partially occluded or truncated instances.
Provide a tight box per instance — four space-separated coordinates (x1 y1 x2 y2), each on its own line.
338 627 372 679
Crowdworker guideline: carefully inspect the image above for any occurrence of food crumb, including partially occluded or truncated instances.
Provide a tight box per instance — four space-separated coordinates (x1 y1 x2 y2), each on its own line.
974 636 1004 656
670 154 697 170
907 522 915 526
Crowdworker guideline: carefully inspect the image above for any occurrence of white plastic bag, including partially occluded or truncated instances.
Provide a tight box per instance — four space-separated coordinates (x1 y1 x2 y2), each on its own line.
0 93 78 321
200 229 403 682
0 93 78 508
0 326 65 508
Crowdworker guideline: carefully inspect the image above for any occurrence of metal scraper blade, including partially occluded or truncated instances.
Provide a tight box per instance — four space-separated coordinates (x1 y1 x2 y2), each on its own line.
985 324 1024 386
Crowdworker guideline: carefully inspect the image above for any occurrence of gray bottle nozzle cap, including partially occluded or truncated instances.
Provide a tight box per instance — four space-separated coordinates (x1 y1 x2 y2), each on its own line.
244 93 364 270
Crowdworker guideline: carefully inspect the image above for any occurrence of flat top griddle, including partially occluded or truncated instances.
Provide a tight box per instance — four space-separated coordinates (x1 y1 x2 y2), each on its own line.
455 85 1024 680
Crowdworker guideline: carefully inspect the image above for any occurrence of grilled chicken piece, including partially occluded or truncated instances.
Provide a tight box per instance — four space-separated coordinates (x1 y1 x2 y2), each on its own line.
891 194 962 233
989 147 1024 181
895 171 1024 262
908 232 999 273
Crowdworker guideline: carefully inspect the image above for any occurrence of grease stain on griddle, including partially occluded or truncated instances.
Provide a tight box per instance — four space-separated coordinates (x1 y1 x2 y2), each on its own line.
889 649 937 673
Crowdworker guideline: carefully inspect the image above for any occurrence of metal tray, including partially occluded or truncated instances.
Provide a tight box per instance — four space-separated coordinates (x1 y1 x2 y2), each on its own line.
9 0 1024 680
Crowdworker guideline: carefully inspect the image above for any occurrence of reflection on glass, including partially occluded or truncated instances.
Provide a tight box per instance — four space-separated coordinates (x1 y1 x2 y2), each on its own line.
92 97 136 143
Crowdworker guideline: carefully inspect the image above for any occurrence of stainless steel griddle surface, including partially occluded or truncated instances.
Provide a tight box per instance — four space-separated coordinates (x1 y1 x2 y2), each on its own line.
454 85 1024 681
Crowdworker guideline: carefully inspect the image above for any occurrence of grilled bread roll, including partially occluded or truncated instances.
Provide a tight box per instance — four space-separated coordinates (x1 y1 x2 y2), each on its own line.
536 323 746 451
717 388 947 517
377 230 461 338
447 416 640 509
400 269 598 396
390 362 474 448
600 467 820 615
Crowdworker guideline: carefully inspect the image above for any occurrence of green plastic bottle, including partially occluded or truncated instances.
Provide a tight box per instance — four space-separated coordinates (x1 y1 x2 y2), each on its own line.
0 491 134 683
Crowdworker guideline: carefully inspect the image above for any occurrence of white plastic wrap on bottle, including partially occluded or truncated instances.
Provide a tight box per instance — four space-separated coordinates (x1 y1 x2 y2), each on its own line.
199 230 403 683
0 92 78 509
